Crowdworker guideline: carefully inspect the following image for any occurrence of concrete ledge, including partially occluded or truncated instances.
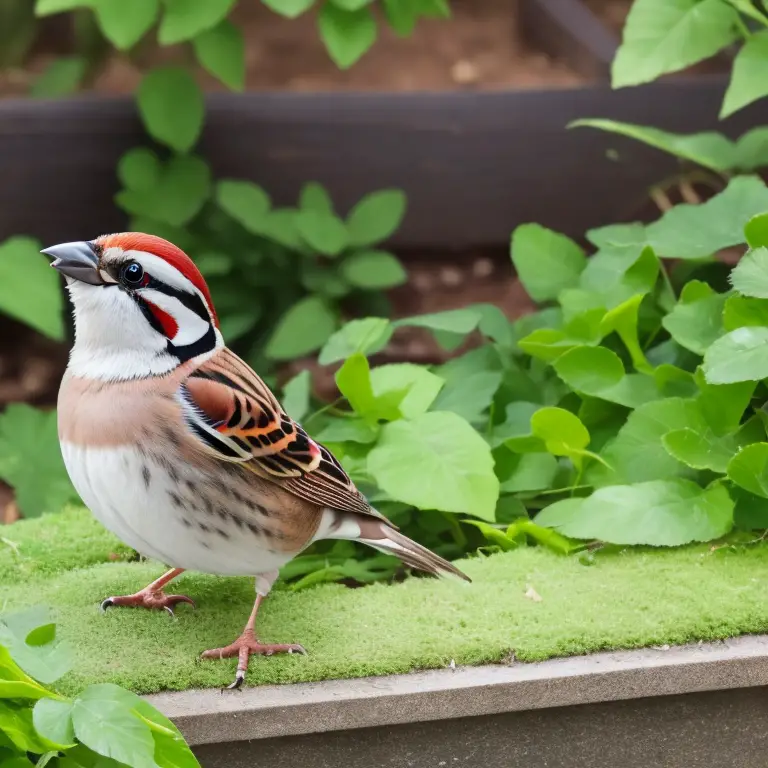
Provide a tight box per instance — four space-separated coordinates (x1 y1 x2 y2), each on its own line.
147 634 768 747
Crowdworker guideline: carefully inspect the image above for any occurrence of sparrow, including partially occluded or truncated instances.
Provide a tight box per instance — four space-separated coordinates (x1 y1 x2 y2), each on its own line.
46 233 469 688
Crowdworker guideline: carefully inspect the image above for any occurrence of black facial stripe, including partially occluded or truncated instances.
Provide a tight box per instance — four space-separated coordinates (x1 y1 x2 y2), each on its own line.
169 323 217 364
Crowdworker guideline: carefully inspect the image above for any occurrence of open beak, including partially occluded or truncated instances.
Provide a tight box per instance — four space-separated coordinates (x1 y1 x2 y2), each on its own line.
43 241 105 286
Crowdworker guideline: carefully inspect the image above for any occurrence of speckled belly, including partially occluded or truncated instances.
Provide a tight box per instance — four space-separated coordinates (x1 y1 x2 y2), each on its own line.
60 441 294 576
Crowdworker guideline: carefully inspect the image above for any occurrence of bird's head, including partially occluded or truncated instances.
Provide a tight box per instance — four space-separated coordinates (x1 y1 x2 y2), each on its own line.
45 233 222 381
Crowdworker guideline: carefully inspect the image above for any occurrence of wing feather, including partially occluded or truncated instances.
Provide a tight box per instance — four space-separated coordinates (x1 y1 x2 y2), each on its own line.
181 348 381 520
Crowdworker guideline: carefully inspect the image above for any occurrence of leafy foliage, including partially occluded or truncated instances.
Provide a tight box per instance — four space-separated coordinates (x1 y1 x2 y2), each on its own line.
0 606 200 767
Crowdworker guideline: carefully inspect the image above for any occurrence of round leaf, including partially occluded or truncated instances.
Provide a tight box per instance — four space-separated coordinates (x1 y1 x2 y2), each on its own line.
530 407 590 456
261 0 315 17
33 699 75 747
346 189 406 246
367 411 500 520
193 20 245 91
137 67 204 152
318 3 377 69
703 326 768 384
341 250 407 289
216 180 271 233
158 0 237 44
117 148 161 191
727 442 768 498
93 0 159 49
536 479 734 546
265 296 337 360
729 246 768 299
296 209 349 256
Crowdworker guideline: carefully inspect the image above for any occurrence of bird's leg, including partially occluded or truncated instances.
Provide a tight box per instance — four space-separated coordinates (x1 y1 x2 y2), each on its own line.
101 568 195 616
200 570 305 690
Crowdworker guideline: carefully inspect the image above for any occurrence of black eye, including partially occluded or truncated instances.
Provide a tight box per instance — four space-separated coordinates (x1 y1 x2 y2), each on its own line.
121 261 145 286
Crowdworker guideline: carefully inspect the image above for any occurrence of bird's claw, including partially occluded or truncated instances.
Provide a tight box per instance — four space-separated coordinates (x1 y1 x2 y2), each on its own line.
100 591 195 615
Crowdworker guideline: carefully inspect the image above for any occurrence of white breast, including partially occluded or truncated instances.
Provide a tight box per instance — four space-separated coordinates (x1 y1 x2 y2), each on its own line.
60 441 293 577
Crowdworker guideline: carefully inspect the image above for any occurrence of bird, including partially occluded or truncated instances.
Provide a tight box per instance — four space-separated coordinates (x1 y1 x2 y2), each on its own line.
46 232 470 688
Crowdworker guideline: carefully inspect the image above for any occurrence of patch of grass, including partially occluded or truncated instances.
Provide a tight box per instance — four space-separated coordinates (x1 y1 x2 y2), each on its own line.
2 509 768 696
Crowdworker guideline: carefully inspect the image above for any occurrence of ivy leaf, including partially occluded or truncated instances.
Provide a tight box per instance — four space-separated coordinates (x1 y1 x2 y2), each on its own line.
730 246 768 299
727 442 768 498
281 371 311 422
722 30 768 118
703 326 768 384
646 175 768 260
30 57 86 98
265 297 337 360
346 189 406 246
215 180 271 233
661 280 727 355
569 119 738 173
553 346 659 408
611 0 738 87
0 405 78 518
137 67 204 152
318 3 377 68
158 0 237 44
341 250 407 289
296 210 349 256
536 479 734 546
367 411 499 521
93 0 159 49
510 224 586 302
193 20 245 91
318 317 392 365
0 237 64 340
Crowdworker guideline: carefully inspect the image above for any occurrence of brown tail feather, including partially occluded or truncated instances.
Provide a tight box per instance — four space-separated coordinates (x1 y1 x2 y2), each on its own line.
359 520 471 583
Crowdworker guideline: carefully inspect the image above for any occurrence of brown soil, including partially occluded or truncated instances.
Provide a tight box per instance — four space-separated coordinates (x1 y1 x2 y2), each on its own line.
0 0 586 98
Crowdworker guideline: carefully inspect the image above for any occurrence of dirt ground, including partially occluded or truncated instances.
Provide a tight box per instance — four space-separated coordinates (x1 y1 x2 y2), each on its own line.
0 0 589 98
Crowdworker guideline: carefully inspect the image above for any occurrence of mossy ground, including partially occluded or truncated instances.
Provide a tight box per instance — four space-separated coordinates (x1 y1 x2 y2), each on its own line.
2 507 768 696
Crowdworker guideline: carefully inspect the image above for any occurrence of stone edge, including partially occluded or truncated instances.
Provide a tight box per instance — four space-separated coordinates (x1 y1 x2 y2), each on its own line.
145 634 768 746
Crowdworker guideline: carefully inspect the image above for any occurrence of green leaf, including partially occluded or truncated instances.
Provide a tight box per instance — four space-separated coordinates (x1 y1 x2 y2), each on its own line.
735 127 768 172
552 346 659 408
646 176 768 260
369 364 443 420
599 293 649 372
262 208 303 249
215 180 271 233
296 209 349 256
529 407 591 468
723 295 768 330
368 411 500 520
158 0 236 43
499 453 559 493
611 0 738 87
71 685 156 768
318 317 392 365
569 119 738 173
728 442 768 498
117 155 211 227
193 20 245 91
589 398 705 485
93 0 159 49
0 237 64 340
261 0 315 17
431 370 503 424
395 307 481 335
264 296 337 360
35 0 90 15
730 246 768 298
346 189 406 246
517 329 582 363
695 374 755 436
340 250 407 289
30 57 86 98
318 3 376 68
335 354 402 422
536 479 734 545
703 326 768 384
722 30 768 118
0 704 55 753
137 67 204 152
33 699 75 746
662 428 739 473
0 405 78 518
510 223 586 302
314 418 379 444
117 148 161 191
281 371 311 422
300 182 334 214
0 681 53 700
745 211 768 248
661 280 726 355
732 485 768 529
331 0 371 9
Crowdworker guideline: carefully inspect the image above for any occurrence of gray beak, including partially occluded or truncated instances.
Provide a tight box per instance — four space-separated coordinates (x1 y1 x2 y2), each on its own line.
43 241 104 286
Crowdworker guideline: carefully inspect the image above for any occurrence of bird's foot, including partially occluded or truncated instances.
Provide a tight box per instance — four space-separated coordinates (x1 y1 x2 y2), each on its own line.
100 589 195 617
201 629 306 689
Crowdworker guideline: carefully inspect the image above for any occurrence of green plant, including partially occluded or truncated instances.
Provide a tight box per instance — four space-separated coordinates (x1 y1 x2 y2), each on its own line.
0 605 200 767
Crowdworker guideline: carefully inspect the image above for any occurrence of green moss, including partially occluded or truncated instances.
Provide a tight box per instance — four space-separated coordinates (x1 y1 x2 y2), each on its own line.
2 509 768 696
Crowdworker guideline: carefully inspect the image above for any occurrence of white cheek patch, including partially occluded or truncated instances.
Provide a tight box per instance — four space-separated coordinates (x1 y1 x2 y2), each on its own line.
140 287 210 347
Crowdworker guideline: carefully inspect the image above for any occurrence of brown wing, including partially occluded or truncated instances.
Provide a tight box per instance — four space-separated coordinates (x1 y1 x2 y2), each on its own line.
181 347 381 519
